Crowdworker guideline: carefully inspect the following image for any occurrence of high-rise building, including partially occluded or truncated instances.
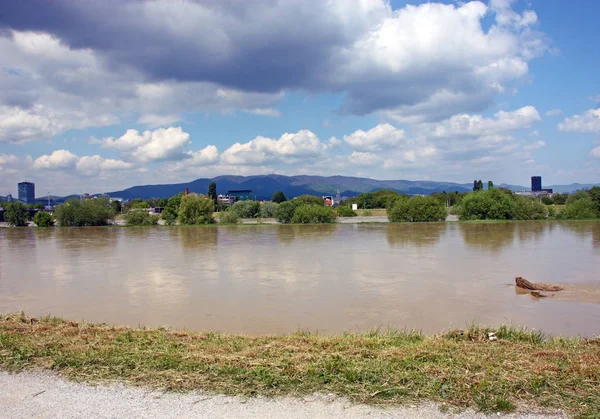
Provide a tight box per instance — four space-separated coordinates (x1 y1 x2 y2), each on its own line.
531 176 542 192
18 182 35 205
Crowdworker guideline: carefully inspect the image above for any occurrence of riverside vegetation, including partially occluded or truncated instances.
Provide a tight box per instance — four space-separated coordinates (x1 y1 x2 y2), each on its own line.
0 314 598 417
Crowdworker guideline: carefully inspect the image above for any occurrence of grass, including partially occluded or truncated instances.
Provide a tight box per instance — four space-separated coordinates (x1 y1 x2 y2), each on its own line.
1 315 599 417
355 209 386 216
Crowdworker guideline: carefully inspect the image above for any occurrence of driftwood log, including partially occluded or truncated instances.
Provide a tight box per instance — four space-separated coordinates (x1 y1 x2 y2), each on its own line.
515 277 564 292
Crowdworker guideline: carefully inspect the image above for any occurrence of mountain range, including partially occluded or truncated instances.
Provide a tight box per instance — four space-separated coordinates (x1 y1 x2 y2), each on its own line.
101 175 599 201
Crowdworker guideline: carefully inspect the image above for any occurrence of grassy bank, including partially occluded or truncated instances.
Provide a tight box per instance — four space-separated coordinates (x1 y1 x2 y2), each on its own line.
1 315 599 417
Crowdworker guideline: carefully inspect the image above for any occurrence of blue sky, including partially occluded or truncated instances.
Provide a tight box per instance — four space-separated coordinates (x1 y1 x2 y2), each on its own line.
0 0 599 195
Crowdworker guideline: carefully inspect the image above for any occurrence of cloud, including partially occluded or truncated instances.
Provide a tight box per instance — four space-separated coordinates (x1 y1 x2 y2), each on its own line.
348 152 381 167
102 127 192 162
32 149 78 170
0 154 19 166
0 0 549 127
341 123 405 152
524 140 546 150
589 95 600 103
558 108 600 133
32 149 132 175
545 109 562 117
242 108 281 117
137 114 181 127
221 130 326 165
529 130 539 137
591 146 600 158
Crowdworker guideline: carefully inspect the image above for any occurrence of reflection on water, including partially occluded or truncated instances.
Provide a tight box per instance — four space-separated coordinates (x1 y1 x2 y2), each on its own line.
1 222 599 336
386 223 447 248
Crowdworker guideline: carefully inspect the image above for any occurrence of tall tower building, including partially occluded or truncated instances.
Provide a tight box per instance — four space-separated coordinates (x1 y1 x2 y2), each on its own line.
531 176 542 192
18 182 35 205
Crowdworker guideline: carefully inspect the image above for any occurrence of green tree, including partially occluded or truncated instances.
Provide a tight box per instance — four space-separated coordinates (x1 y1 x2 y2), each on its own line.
178 194 214 225
110 200 122 214
54 198 115 226
292 205 337 224
559 197 599 220
513 195 548 220
124 211 159 226
336 205 357 217
230 200 261 218
162 195 182 225
488 181 494 189
33 211 54 227
456 189 516 220
260 201 279 218
208 182 217 205
27 202 44 210
4 202 29 226
294 195 324 206
131 201 150 209
566 190 589 205
275 200 301 224
218 210 239 224
588 186 600 213
272 190 287 203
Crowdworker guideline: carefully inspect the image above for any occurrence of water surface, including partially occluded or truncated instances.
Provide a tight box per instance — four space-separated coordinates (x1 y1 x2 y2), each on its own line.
1 222 599 336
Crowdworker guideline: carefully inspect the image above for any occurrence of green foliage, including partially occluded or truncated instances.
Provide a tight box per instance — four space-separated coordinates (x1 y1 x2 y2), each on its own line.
488 181 494 189
363 209 372 216
178 194 215 225
335 205 357 217
347 190 400 209
218 211 239 224
456 189 517 220
275 200 300 224
124 210 159 226
292 205 337 224
33 211 54 227
208 182 217 204
294 195 324 206
110 200 122 213
589 186 600 213
473 180 484 191
230 200 261 218
387 196 447 222
54 198 115 227
4 202 29 226
551 193 568 205
162 195 182 225
513 196 549 220
566 190 589 205
272 190 287 203
131 201 150 209
558 197 599 220
260 201 279 218
541 196 553 205
27 203 45 210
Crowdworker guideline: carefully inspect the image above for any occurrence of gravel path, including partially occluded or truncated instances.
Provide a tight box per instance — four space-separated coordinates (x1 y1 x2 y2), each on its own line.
0 371 566 419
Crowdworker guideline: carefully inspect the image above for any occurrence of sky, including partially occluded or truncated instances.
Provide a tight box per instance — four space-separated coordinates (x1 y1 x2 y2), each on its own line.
0 0 599 196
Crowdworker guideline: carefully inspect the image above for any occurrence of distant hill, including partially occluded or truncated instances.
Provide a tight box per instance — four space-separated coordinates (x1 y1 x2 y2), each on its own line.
97 175 599 200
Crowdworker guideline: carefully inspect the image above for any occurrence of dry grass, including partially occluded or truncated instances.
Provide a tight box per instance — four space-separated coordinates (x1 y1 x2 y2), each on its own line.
1 314 599 417
355 209 387 216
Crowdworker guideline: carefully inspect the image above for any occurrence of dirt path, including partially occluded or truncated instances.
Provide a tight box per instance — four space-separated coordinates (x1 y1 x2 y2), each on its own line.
0 371 565 419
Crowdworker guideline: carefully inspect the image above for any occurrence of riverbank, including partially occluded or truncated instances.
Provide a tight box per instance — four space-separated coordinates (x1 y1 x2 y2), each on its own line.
1 315 598 417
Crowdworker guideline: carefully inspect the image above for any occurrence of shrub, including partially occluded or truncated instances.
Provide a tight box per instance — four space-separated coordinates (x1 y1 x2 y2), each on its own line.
178 194 215 225
558 197 599 220
513 196 549 220
124 210 159 226
33 211 54 227
275 200 301 224
260 201 278 218
388 196 447 222
566 190 590 205
455 189 516 220
292 205 337 224
230 200 261 218
294 195 324 206
336 205 357 217
218 211 239 224
3 202 29 226
54 198 115 227
162 195 182 225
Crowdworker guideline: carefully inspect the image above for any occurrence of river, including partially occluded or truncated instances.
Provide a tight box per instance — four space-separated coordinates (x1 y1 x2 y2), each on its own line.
1 222 599 336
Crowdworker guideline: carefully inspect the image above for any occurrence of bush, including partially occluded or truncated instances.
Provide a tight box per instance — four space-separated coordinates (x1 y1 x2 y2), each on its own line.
272 191 287 203
178 194 215 225
33 211 54 227
162 195 182 225
230 200 261 218
218 211 239 224
558 197 600 220
566 190 590 205
455 189 516 220
292 205 337 224
275 200 300 224
513 196 549 220
260 201 278 218
124 210 159 226
294 195 324 206
388 196 447 222
3 202 29 226
336 205 357 217
54 198 115 226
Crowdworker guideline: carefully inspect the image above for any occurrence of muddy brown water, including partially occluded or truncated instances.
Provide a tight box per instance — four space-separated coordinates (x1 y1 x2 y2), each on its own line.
1 222 599 336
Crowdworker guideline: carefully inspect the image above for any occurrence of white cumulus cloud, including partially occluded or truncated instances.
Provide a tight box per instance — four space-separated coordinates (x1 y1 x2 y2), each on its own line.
341 124 405 152
102 127 192 162
558 109 600 133
32 149 78 170
524 140 546 150
591 146 600 158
